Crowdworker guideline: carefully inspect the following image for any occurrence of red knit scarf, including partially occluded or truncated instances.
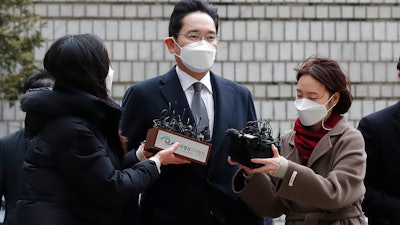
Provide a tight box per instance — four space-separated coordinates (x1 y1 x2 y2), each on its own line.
294 113 342 165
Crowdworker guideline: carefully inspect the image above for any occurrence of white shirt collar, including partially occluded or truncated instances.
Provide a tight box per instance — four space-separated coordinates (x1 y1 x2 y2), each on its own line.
175 66 212 93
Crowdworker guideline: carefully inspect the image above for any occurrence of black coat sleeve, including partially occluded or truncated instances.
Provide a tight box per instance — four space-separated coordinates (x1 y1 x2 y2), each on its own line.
42 118 159 209
358 116 400 221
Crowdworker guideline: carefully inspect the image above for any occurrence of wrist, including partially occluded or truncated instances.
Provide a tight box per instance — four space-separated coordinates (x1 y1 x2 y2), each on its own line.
273 156 288 178
149 157 161 174
136 148 147 161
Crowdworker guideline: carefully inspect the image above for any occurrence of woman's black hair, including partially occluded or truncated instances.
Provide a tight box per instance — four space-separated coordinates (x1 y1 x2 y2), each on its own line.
43 34 110 99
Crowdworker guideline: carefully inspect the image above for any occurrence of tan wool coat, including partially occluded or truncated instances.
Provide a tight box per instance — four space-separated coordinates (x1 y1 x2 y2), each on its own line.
232 117 368 225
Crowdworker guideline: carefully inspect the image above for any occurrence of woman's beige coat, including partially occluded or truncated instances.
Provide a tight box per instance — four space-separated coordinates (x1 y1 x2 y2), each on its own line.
232 117 367 225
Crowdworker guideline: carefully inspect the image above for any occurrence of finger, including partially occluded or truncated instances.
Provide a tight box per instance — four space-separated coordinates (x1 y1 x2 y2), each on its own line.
170 142 180 151
172 155 190 164
250 158 267 165
178 159 191 164
249 167 265 174
271 144 280 157
138 144 144 151
239 164 252 172
143 148 154 154
242 167 254 175
227 156 238 165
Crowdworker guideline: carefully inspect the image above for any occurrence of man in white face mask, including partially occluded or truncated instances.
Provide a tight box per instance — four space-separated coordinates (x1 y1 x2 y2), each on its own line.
119 1 266 225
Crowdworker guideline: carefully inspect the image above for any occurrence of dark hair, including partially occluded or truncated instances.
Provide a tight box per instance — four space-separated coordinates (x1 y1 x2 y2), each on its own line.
295 56 353 114
43 34 109 99
397 56 400 71
168 0 219 38
23 69 55 93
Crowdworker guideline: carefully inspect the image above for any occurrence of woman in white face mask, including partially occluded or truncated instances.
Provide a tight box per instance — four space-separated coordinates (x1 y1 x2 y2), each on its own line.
229 56 367 225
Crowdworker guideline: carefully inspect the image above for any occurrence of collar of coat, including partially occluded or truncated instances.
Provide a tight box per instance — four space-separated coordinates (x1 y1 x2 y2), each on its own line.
287 116 349 166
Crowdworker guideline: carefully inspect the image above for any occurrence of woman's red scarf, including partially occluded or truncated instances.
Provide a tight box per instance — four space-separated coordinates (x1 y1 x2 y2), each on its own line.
293 113 342 165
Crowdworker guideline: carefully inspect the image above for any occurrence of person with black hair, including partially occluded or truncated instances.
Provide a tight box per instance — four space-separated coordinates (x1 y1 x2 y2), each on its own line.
14 33 189 225
0 69 55 225
357 58 400 225
119 0 266 224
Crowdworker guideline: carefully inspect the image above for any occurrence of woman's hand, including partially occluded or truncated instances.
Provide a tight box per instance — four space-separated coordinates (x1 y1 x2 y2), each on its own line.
137 142 154 159
248 144 282 175
118 131 128 154
153 142 191 165
227 156 253 175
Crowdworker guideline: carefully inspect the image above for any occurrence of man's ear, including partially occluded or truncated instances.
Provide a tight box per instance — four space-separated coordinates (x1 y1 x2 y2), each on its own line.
164 37 175 54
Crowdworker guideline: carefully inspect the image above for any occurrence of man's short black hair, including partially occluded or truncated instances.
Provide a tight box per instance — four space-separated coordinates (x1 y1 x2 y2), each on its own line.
168 0 219 38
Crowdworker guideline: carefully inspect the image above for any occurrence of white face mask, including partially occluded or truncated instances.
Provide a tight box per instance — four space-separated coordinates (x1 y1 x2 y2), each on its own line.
172 39 216 73
105 66 114 94
294 95 335 126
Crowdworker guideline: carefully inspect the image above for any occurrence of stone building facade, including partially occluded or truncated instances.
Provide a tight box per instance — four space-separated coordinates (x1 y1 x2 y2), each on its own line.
1 0 399 139
1 0 399 223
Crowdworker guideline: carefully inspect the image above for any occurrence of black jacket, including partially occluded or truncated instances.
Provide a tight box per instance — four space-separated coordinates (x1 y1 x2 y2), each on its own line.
0 129 31 225
358 101 400 225
15 88 159 225
120 67 263 225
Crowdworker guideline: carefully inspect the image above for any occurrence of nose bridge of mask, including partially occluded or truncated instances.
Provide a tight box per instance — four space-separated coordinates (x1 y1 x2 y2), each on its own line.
296 94 334 109
295 98 320 109
171 37 215 53
173 39 216 73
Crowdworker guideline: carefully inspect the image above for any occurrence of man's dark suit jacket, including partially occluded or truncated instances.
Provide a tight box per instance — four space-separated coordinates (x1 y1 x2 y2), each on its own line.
120 66 263 225
358 101 400 225
0 129 31 225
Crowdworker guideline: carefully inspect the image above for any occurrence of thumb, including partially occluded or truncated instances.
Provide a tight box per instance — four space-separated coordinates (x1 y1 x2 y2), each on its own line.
271 144 280 158
170 142 180 151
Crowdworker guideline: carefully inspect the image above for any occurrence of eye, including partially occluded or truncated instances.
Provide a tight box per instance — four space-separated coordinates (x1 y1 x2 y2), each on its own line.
186 33 199 40
206 35 216 42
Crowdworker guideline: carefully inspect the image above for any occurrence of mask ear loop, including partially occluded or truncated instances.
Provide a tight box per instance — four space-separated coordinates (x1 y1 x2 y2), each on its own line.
323 94 335 106
321 119 332 131
321 103 337 131
170 37 183 58
323 93 338 130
